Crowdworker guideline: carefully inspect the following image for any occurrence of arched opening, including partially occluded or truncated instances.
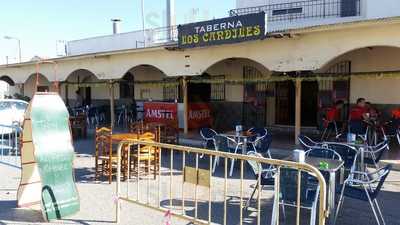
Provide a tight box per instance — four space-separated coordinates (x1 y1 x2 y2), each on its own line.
24 73 51 98
65 69 100 107
317 46 400 119
119 65 173 125
201 57 272 130
122 64 171 103
0 76 15 99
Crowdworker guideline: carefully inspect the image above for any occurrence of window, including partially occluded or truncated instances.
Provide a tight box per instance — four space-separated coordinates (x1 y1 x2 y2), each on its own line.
163 78 180 102
272 7 302 16
210 75 225 101
37 86 49 92
120 72 134 98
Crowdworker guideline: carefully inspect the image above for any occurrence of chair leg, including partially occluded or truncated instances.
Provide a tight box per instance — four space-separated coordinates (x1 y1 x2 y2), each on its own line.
334 184 346 225
310 200 317 225
365 188 381 225
246 182 259 207
212 156 219 173
374 199 386 225
229 158 235 177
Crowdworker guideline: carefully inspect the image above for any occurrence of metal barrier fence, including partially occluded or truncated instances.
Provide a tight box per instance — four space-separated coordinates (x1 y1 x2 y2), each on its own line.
0 124 22 168
115 140 327 225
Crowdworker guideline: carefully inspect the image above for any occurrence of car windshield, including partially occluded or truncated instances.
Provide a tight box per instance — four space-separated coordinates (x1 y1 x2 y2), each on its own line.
13 102 28 111
0 102 12 111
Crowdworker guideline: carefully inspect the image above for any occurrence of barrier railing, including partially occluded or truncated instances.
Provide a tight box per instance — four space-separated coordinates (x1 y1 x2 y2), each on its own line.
115 140 328 225
0 123 22 168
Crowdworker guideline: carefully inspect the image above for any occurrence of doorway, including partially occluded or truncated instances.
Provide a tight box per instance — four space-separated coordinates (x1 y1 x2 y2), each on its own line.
275 81 318 126
301 81 318 126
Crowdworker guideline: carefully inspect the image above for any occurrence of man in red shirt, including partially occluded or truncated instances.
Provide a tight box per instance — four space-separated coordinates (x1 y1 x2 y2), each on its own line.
349 98 368 135
350 98 368 121
326 100 344 122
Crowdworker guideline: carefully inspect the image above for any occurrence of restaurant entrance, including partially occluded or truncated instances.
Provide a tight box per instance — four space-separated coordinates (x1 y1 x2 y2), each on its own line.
275 80 318 126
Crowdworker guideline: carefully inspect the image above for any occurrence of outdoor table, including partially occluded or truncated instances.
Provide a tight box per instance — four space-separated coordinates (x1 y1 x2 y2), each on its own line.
324 141 368 172
111 132 156 180
111 132 155 142
146 122 166 142
223 130 255 155
285 155 344 224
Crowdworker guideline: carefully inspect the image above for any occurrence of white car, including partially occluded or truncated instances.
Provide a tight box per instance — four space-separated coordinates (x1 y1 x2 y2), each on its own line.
0 99 28 134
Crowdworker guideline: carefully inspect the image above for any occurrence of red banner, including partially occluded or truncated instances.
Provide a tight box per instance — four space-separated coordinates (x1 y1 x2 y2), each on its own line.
144 102 178 127
188 103 213 129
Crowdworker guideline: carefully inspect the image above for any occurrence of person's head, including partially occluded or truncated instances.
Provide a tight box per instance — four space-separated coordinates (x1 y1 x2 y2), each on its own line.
356 98 366 107
75 90 80 96
335 100 344 109
365 101 372 109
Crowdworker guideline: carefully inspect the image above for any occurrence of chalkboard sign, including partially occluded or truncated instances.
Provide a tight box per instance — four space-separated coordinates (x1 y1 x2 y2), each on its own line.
20 92 80 221
178 12 266 48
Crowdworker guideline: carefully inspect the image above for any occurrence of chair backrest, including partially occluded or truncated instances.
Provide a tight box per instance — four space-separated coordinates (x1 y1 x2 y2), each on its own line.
326 143 358 170
95 127 112 157
279 168 315 206
200 128 217 140
367 140 389 164
298 135 318 150
306 147 342 161
371 164 392 199
129 120 145 134
349 120 366 135
247 151 264 176
248 127 267 137
213 135 235 153
256 133 272 154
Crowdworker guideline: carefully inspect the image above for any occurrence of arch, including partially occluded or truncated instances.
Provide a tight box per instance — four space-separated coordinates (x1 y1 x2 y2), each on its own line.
24 73 52 97
65 69 99 83
0 75 15 86
202 57 271 77
122 64 170 101
318 45 400 73
122 64 168 80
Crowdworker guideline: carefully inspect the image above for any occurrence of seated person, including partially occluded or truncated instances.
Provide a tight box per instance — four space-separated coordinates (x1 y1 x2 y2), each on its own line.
349 98 368 134
325 100 344 128
365 101 380 119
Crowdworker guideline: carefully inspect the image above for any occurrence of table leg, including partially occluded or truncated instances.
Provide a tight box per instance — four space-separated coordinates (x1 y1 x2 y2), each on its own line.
243 137 247 155
360 147 365 172
328 171 336 225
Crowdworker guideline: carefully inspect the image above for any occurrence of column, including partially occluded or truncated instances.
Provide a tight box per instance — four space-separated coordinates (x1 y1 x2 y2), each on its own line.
183 77 189 134
295 78 302 145
109 80 115 131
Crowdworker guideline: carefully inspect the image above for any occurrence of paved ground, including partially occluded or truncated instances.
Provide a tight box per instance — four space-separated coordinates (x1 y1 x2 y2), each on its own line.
0 130 400 225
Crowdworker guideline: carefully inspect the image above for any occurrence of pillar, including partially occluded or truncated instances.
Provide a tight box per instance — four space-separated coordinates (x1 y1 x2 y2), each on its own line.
183 77 189 134
295 78 302 145
109 80 115 131
65 83 69 106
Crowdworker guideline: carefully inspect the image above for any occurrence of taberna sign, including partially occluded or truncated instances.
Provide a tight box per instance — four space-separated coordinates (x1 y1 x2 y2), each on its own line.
178 12 266 49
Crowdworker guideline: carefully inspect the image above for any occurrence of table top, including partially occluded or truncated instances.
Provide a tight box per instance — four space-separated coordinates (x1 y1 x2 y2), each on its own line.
146 122 167 128
285 155 344 172
223 130 255 138
323 141 368 149
111 132 155 142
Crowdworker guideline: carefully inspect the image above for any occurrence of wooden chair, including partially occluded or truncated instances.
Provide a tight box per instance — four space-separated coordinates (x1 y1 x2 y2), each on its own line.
70 114 87 139
94 127 118 183
129 132 159 179
161 125 179 144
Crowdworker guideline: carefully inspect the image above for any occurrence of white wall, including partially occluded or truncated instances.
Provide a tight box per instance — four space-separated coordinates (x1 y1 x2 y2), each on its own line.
320 46 400 104
67 27 177 56
365 0 400 19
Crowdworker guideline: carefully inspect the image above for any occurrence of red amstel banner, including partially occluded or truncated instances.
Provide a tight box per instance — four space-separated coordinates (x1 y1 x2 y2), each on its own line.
144 102 178 127
189 103 213 129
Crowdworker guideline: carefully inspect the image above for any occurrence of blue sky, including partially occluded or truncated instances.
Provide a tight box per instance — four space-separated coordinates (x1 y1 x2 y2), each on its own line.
0 0 235 64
